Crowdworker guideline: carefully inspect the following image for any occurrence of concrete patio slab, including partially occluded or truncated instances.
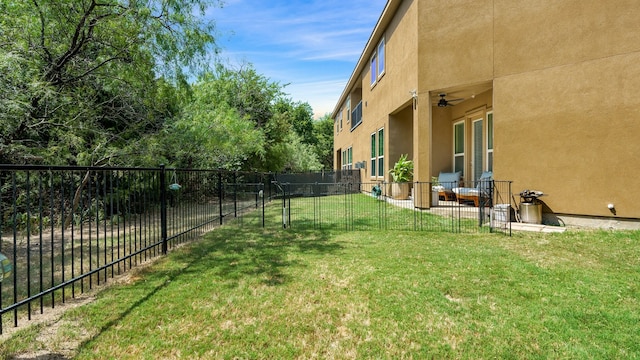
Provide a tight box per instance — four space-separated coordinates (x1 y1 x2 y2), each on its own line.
510 222 566 233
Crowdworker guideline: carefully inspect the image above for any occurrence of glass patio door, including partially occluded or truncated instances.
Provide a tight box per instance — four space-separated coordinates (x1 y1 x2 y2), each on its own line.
454 121 465 174
472 118 483 181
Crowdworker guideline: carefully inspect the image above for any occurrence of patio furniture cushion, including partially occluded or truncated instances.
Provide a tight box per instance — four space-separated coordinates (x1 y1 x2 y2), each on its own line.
452 171 493 207
438 171 461 190
437 171 461 201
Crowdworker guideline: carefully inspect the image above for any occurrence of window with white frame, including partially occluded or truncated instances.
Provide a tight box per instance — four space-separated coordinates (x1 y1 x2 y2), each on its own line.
342 146 352 170
377 38 385 78
369 37 385 87
454 121 465 174
370 128 384 178
370 55 377 86
472 118 483 181
370 132 377 177
377 128 384 177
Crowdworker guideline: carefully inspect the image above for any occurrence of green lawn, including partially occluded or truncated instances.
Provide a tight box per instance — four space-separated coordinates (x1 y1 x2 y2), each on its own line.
1 207 639 358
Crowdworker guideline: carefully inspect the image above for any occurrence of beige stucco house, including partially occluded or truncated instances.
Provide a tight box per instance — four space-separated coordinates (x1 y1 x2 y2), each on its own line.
333 0 640 226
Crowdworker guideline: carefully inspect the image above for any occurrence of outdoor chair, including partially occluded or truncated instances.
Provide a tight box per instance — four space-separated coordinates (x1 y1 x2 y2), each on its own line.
452 171 493 207
437 171 462 201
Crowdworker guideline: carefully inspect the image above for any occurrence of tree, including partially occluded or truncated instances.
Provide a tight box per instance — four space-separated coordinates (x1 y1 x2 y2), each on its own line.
0 0 220 165
312 115 335 170
167 78 265 170
274 99 315 145
196 64 297 172
280 132 322 172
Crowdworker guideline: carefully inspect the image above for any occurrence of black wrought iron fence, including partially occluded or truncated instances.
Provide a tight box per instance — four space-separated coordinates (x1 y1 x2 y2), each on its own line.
0 166 511 333
270 180 513 234
0 165 271 333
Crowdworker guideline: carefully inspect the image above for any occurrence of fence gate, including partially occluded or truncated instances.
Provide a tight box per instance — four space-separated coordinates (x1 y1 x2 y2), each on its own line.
269 179 512 234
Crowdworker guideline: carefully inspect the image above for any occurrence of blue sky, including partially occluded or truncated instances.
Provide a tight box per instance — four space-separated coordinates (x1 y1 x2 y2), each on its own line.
210 0 387 118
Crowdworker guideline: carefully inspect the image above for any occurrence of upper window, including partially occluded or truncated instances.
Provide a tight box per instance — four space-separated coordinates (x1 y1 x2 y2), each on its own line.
370 37 385 86
351 101 363 131
377 38 385 78
370 55 377 86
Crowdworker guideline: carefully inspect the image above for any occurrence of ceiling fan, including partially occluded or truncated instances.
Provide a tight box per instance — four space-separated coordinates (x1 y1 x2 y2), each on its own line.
437 93 464 107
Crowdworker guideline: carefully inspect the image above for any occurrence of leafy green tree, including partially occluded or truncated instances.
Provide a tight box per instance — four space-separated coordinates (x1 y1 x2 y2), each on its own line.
195 64 299 172
274 99 315 145
0 0 220 165
167 79 265 170
312 115 335 170
282 132 322 171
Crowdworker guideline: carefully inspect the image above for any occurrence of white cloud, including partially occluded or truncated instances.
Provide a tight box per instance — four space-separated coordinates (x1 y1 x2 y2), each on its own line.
284 78 349 118
210 0 387 118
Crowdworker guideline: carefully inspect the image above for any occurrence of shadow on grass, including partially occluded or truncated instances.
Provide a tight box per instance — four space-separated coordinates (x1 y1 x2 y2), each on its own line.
67 224 343 357
170 225 343 287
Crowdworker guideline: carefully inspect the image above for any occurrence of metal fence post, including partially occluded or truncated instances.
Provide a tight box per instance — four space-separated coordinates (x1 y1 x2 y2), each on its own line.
218 171 223 225
261 182 265 228
233 172 238 218
160 165 168 255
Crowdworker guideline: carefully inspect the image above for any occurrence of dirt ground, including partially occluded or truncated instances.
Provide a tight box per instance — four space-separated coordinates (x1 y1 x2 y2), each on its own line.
1 261 156 360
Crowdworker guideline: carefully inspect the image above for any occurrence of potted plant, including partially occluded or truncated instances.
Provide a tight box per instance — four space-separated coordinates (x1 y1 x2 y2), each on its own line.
388 154 413 200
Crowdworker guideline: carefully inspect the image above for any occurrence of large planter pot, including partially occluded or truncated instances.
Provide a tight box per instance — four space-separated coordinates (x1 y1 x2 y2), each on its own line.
391 182 411 200
520 202 542 224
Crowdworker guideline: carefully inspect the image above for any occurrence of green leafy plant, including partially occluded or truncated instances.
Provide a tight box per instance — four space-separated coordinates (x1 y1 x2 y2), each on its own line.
389 154 413 182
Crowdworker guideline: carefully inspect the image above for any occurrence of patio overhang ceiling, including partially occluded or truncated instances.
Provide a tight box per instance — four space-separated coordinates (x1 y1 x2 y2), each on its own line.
430 82 493 107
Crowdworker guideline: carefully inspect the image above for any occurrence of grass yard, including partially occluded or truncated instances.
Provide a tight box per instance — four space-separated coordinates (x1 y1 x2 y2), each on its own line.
1 205 639 358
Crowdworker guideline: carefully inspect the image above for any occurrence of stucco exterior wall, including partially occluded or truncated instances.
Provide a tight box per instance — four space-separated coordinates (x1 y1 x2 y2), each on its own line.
494 0 640 77
495 53 640 217
333 0 418 183
334 0 640 220
415 0 494 186
430 106 452 176
493 0 640 217
418 0 494 90
389 105 414 168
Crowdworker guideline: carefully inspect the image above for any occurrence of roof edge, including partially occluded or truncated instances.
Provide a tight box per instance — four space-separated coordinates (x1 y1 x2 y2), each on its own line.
331 0 402 119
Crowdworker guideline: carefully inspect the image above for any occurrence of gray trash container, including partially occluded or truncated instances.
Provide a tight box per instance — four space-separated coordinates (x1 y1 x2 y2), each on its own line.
491 204 511 228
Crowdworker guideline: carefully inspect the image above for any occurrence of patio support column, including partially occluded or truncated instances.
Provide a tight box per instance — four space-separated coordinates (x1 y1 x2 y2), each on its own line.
413 94 431 208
